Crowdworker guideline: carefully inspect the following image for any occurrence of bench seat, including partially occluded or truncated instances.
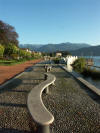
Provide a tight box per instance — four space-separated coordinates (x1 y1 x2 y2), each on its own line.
27 73 56 132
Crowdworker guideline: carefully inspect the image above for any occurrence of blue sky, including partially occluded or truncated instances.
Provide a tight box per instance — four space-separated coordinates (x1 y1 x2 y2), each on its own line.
0 0 100 45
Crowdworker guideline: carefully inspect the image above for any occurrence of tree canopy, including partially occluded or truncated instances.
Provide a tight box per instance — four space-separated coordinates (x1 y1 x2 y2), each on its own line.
0 20 19 46
4 43 19 56
0 44 4 57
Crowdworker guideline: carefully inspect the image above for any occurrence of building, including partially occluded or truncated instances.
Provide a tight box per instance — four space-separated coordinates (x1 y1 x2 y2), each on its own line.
21 48 32 53
60 56 78 65
56 52 62 57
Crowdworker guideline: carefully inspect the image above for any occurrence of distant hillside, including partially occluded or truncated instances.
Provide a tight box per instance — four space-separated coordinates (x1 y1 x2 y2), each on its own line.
19 42 90 52
19 44 42 51
37 43 90 52
70 45 100 56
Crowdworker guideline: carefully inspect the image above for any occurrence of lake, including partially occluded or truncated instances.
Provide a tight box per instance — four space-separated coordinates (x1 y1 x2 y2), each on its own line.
82 56 100 67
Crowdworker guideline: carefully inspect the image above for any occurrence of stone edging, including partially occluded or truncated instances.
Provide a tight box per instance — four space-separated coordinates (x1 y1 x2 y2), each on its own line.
0 60 44 89
27 73 56 132
60 65 100 96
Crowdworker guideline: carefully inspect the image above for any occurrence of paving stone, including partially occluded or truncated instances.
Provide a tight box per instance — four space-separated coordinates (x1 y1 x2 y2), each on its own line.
42 65 100 133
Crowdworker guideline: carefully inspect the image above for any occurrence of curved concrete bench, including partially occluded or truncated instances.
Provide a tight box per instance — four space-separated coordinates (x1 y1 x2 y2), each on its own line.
27 73 56 133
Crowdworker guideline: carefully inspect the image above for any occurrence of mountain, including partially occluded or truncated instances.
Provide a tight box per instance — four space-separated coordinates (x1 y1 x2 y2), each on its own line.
19 44 42 51
70 45 100 56
19 42 90 52
37 43 90 52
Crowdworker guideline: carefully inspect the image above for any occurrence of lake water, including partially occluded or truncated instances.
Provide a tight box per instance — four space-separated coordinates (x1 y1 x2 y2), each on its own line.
82 56 100 67
83 57 100 89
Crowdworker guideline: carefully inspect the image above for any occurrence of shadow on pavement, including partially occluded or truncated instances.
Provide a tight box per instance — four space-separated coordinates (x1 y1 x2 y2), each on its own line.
0 102 27 108
0 128 32 133
0 78 22 94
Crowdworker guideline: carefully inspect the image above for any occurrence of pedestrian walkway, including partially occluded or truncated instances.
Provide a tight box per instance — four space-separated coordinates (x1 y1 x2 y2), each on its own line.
43 65 100 133
0 62 100 133
0 63 45 133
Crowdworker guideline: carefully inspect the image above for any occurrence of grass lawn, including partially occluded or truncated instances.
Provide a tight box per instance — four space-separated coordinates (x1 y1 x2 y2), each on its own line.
0 59 27 66
0 57 41 66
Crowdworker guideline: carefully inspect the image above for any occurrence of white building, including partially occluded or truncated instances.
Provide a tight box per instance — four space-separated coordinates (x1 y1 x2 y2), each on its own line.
60 56 78 65
56 52 62 57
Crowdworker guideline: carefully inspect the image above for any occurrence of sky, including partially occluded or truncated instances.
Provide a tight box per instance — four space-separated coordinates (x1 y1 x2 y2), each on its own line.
0 0 100 45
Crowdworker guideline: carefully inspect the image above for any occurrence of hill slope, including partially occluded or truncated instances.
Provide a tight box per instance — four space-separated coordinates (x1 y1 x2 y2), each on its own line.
70 45 100 56
19 43 90 52
38 43 90 52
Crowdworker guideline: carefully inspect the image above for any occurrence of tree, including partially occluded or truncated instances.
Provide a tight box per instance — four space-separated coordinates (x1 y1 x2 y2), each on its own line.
0 20 19 46
19 49 31 58
19 49 26 58
4 43 19 56
0 44 4 57
25 51 31 58
61 51 71 57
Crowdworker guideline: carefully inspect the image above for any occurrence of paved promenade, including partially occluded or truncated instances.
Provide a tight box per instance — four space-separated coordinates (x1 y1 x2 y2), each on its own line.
0 62 100 133
0 63 45 133
43 65 100 133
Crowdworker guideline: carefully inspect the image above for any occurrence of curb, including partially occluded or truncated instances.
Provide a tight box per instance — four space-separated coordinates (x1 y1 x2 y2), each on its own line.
59 65 100 96
0 66 34 89
0 60 44 89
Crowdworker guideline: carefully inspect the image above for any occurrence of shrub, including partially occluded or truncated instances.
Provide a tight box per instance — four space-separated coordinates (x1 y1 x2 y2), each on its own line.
53 58 60 64
19 49 26 57
72 58 86 72
82 67 100 79
31 52 42 59
10 54 19 60
19 49 32 59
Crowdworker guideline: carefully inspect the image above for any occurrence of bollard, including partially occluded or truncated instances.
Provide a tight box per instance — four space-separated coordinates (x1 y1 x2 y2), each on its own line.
45 86 49 94
46 68 48 72
44 74 48 80
37 124 50 133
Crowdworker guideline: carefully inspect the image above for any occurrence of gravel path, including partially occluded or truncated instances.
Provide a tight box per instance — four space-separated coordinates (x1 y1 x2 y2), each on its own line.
42 65 100 133
0 63 45 133
1 62 100 133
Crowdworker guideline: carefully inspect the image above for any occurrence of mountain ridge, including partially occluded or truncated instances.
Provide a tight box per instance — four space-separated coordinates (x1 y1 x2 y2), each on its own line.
70 45 100 56
19 42 90 52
